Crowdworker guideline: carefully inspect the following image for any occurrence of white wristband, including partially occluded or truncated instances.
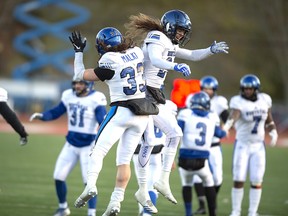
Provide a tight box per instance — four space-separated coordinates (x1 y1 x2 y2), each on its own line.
223 119 234 131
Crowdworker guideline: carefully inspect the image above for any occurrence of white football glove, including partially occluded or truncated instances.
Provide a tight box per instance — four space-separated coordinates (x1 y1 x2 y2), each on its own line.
20 136 28 146
29 113 43 122
174 63 191 77
269 129 278 147
210 41 229 54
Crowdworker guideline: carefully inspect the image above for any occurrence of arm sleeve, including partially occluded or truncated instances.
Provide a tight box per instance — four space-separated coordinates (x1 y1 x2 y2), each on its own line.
177 119 185 132
175 47 213 61
74 52 85 80
214 125 226 138
147 43 176 70
0 102 28 137
41 102 67 121
95 105 106 125
220 109 229 123
94 67 115 81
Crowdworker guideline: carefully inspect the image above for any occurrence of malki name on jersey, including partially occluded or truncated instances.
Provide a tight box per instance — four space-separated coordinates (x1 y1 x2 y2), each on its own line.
121 52 139 63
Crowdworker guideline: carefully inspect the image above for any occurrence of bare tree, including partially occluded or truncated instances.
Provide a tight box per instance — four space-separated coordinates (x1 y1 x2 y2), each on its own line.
254 0 288 106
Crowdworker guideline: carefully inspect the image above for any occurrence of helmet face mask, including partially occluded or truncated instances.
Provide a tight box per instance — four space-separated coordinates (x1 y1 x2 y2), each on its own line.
161 10 192 46
95 27 123 56
240 74 260 101
200 76 219 97
72 79 94 97
190 91 211 111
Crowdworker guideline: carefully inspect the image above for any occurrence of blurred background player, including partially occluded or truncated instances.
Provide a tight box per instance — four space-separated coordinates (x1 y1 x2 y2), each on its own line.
125 9 229 204
133 100 177 216
0 87 28 145
177 91 226 216
70 28 158 215
30 78 107 216
190 76 229 214
223 74 278 216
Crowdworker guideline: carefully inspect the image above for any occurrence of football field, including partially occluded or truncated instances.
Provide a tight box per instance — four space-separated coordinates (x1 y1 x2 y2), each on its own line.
0 132 287 216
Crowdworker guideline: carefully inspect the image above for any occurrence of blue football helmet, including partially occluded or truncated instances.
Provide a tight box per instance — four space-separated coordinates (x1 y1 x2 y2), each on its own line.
95 27 123 56
161 10 192 46
240 74 260 101
72 78 94 96
189 91 210 111
200 76 219 91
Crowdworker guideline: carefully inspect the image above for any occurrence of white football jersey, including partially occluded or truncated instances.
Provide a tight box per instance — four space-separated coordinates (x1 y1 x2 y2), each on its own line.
99 46 146 103
61 89 107 134
210 95 228 143
210 95 228 116
177 108 220 151
142 30 177 88
230 93 272 143
0 87 8 102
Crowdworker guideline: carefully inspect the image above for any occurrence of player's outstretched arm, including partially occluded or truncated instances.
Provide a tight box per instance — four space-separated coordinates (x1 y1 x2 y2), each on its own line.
69 31 100 82
210 41 229 54
29 113 43 122
0 102 28 146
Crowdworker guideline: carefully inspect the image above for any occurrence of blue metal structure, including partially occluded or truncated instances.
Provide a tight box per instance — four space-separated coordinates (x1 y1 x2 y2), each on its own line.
12 0 90 79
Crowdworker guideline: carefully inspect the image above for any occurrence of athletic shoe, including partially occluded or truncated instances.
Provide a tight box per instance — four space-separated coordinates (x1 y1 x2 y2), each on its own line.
53 207 71 216
135 189 158 214
74 186 97 208
102 201 121 216
154 181 177 204
193 207 206 215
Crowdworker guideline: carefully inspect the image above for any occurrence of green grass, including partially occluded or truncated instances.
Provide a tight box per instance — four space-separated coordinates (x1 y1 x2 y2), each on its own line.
0 132 287 216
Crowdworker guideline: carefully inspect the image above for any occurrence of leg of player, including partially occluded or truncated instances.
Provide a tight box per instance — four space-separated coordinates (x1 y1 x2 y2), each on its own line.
153 136 180 204
102 164 129 216
248 183 262 216
230 181 244 216
135 117 158 214
183 186 193 216
54 180 71 216
87 194 97 216
192 175 206 215
204 186 216 216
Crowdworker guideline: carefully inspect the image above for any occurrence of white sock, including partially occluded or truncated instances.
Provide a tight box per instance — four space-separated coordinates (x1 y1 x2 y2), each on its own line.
86 150 105 187
162 137 180 172
111 187 125 202
231 187 244 215
88 208 96 216
59 202 68 209
248 188 262 215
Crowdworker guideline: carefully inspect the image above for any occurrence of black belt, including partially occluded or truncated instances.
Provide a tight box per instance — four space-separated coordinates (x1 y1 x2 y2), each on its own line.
211 142 220 147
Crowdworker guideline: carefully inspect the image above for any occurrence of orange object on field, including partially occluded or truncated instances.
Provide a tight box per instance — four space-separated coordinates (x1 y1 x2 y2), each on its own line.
170 79 201 108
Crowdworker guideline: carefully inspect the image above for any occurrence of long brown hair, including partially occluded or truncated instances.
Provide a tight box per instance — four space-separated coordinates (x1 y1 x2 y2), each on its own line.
124 13 163 46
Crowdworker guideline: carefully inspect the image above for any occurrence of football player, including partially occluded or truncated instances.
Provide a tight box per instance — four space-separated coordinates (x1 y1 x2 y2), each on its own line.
191 76 229 214
132 100 178 216
30 78 107 216
0 87 28 145
177 91 226 216
69 28 159 216
124 9 229 204
223 74 278 216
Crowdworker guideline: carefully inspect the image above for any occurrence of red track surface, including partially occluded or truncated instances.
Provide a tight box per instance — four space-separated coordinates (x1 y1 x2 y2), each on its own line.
1 114 288 147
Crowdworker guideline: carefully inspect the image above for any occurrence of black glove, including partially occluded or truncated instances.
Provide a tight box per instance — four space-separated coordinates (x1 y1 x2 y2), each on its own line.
69 31 86 52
